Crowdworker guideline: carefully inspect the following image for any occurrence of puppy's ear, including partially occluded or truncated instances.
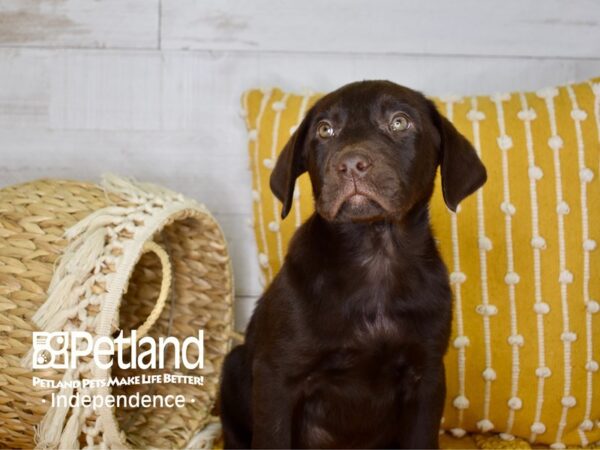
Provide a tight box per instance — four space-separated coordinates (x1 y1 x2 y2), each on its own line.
429 101 487 212
269 111 311 219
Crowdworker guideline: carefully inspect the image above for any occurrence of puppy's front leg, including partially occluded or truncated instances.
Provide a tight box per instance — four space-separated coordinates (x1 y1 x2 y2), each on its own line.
251 359 294 448
400 362 446 449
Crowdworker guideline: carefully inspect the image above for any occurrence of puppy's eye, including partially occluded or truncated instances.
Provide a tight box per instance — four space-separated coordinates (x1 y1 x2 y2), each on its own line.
389 114 412 132
317 121 335 138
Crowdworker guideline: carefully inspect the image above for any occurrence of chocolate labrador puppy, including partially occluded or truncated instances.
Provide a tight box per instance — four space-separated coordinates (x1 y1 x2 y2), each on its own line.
220 80 486 449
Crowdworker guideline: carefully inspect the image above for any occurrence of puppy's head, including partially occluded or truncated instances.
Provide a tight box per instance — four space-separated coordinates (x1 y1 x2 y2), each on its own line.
270 81 486 223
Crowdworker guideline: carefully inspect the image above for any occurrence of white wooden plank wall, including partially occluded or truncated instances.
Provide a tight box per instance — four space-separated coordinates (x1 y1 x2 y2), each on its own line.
1 0 599 330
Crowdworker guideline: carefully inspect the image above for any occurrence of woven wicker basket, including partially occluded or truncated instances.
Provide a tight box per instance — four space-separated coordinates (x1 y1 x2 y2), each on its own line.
0 176 234 449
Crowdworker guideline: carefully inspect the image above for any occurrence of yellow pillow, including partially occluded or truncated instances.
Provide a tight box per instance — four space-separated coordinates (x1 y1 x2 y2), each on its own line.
242 77 600 448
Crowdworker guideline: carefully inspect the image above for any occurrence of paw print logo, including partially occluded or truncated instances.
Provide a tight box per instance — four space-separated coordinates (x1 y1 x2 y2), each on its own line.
32 332 69 369
36 350 50 366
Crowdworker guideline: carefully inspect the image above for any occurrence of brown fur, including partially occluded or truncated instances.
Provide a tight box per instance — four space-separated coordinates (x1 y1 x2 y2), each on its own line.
219 80 486 449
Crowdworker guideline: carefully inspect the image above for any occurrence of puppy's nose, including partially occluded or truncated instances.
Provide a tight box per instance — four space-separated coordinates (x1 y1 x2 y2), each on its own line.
337 154 372 178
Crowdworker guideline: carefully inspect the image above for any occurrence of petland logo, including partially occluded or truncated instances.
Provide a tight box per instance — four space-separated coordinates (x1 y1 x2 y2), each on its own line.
32 330 204 370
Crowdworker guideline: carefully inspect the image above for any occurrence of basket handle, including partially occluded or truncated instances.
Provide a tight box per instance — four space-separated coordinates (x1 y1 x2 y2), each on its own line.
124 240 172 345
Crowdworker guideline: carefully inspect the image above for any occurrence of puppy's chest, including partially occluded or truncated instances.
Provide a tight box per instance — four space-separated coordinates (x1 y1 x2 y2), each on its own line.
356 241 407 285
309 299 423 378
353 298 403 341
319 259 424 342
303 318 425 400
